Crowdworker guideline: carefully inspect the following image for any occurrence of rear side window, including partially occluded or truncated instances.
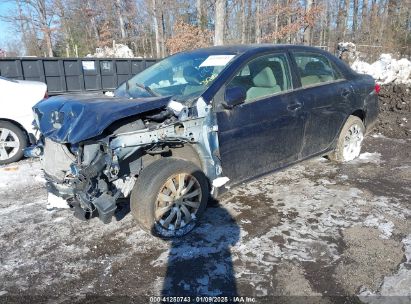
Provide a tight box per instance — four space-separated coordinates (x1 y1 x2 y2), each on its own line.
227 53 292 103
293 52 342 88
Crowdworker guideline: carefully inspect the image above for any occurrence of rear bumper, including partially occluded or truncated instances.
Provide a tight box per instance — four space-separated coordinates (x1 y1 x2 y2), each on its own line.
364 92 379 134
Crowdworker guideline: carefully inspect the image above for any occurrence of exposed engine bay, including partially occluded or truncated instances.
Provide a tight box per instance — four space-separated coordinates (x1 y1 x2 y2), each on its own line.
30 98 224 224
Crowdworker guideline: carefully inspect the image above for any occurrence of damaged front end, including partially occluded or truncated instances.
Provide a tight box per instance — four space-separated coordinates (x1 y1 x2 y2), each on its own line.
28 96 224 224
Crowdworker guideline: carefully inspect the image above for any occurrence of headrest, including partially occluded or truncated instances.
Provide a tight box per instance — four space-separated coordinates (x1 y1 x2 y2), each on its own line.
252 67 277 88
305 61 326 72
268 60 282 71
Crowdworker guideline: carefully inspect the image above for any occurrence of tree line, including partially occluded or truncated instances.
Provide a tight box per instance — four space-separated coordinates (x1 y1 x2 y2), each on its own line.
1 0 410 59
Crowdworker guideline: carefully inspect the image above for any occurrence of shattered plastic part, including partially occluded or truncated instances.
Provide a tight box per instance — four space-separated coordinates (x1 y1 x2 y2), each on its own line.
167 100 185 115
212 177 230 188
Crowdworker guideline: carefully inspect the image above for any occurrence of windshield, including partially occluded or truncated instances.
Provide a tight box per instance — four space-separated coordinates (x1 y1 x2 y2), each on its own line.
114 51 236 101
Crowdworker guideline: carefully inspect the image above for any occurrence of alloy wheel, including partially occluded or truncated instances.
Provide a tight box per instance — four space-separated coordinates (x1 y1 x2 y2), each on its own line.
155 173 202 231
0 128 20 161
342 124 364 161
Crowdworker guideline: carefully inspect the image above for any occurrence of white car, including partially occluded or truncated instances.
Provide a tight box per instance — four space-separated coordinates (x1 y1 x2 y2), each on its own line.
0 76 47 165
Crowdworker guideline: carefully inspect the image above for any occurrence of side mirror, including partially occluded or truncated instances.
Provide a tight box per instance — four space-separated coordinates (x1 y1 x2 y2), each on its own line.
223 86 246 109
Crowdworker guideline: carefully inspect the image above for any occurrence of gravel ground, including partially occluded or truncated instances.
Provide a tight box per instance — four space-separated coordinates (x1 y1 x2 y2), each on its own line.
0 132 410 303
1 84 411 303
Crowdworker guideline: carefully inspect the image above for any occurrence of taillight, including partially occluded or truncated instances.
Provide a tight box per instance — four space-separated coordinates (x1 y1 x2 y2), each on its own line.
44 91 49 99
374 83 380 94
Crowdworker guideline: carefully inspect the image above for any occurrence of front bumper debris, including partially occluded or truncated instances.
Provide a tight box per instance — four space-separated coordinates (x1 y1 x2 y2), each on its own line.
24 145 43 158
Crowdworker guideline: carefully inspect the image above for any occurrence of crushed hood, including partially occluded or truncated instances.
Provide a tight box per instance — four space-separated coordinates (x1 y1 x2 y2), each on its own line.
34 94 171 144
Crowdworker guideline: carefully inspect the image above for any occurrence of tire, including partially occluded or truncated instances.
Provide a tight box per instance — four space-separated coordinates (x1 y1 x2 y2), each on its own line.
328 115 365 163
130 158 209 238
0 121 28 165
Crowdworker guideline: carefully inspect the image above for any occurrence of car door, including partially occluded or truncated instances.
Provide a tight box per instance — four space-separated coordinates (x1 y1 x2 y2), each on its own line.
290 51 354 157
215 52 305 184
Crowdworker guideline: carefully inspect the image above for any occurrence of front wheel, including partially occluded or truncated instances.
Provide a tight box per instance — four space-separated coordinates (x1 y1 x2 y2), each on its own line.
0 121 28 165
328 115 365 163
130 158 209 238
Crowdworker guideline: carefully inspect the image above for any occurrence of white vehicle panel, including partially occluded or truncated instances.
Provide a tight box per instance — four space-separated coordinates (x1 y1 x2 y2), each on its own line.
0 77 47 135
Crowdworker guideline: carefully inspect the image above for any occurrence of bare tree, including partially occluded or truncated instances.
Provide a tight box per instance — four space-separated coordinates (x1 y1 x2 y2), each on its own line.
352 0 359 39
214 0 225 45
361 0 369 36
115 0 126 40
240 0 246 43
255 0 261 43
151 0 161 57
343 0 350 39
197 0 206 29
303 0 313 45
30 0 54 56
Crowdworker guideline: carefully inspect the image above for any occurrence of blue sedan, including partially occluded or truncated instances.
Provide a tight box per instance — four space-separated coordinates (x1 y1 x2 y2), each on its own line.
29 45 379 237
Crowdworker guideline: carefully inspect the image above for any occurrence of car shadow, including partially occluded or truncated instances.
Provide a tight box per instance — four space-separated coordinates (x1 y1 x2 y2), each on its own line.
160 199 240 298
114 198 131 221
113 192 241 297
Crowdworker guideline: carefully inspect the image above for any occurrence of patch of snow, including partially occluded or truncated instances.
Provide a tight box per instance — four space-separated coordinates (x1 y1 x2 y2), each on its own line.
317 178 336 185
351 53 411 86
350 152 382 164
0 161 43 189
87 43 134 58
34 174 46 183
363 215 395 239
359 235 411 300
53 217 65 222
46 193 69 210
371 134 386 139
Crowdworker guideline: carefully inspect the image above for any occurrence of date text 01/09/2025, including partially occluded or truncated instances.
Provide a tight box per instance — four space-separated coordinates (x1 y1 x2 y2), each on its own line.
149 296 257 303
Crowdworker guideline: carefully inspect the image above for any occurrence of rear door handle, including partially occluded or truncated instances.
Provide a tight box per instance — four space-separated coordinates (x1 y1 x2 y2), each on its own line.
287 102 302 111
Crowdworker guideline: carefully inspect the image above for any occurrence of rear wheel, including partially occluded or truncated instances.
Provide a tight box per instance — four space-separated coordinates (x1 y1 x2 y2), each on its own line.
328 115 365 163
130 158 209 238
0 121 28 165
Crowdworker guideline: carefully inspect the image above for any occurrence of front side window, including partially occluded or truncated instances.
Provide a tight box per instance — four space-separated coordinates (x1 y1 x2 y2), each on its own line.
293 52 342 88
227 53 292 103
114 52 236 101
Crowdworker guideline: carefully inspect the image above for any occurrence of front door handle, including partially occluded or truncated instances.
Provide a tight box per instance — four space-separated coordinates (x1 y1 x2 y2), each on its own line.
287 102 302 111
341 88 351 98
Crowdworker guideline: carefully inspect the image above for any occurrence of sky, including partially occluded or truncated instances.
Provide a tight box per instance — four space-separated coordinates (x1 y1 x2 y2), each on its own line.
0 1 17 50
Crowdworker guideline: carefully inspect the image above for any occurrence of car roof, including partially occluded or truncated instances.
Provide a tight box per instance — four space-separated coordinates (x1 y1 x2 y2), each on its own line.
191 44 328 55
